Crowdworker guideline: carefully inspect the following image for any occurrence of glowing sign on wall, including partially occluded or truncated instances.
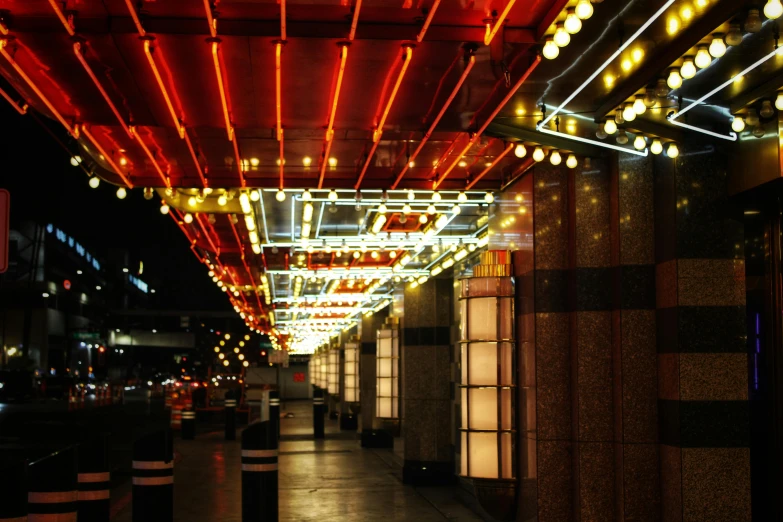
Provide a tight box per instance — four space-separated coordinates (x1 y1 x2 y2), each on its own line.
129 275 148 293
46 224 101 270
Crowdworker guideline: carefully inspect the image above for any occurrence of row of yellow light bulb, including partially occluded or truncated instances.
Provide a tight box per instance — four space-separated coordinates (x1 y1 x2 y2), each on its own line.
514 143 579 168
542 0 597 60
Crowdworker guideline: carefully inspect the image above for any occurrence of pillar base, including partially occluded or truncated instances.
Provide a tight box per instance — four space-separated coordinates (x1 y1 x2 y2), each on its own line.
360 429 394 448
402 460 455 486
339 414 358 431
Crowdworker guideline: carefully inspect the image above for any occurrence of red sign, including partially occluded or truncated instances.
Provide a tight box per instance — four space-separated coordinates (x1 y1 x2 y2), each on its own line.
0 189 8 274
63 279 72 290
293 372 305 383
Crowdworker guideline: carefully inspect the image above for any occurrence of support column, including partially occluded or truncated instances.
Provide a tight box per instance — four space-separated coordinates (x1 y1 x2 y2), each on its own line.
654 145 750 521
401 277 454 485
359 308 390 447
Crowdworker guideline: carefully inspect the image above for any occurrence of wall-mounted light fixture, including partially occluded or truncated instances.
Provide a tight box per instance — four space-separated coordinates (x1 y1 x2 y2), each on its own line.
376 317 400 419
459 250 516 520
328 347 339 396
344 337 360 403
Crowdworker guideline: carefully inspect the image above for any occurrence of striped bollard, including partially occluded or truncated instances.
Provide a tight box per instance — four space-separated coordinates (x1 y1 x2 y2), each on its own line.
170 407 182 431
0 456 27 522
241 421 278 522
225 399 237 441
269 391 280 440
181 410 196 440
77 434 110 521
28 445 78 522
313 389 324 439
132 430 174 522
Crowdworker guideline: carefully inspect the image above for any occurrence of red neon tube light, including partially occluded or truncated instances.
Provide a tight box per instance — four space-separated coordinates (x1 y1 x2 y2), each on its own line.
391 53 475 189
465 142 514 189
318 44 349 189
416 0 441 42
275 42 283 141
348 0 363 41
433 55 540 189
484 0 517 46
0 86 27 115
124 0 147 37
143 40 185 139
203 0 218 38
280 0 287 41
0 41 78 137
183 130 209 187
81 126 134 188
47 0 75 36
211 41 234 142
355 46 414 189
228 218 265 312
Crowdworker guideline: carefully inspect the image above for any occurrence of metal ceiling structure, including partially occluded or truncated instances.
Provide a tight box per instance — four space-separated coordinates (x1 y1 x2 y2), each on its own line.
1 0 781 352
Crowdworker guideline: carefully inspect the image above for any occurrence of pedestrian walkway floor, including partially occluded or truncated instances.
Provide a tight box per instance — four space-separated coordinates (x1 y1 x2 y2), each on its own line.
111 401 483 521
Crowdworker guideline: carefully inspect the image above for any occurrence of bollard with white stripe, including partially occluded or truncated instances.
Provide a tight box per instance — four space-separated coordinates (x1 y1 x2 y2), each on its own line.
27 445 78 522
241 421 278 522
132 430 173 522
312 389 325 439
0 456 27 522
181 410 196 440
77 434 110 522
225 399 237 441
269 391 280 440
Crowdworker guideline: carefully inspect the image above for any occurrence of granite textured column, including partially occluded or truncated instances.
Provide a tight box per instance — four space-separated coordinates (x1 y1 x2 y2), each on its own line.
654 144 750 521
611 155 659 520
359 308 390 447
401 277 454 485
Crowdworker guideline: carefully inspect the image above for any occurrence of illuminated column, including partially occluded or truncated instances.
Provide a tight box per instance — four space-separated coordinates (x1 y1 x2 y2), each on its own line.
328 349 339 396
343 338 360 403
459 251 516 517
359 308 390 448
376 317 400 420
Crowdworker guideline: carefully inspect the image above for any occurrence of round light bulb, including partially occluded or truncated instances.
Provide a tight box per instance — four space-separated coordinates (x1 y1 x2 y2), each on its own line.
88 176 100 189
776 93 783 111
407 190 415 201
458 191 468 203
249 190 260 202
709 35 727 58
70 155 82 166
622 104 637 122
604 119 618 135
666 143 680 158
532 147 546 162
633 97 647 115
680 58 697 79
596 128 608 140
427 204 436 215
566 154 578 169
302 189 313 201
484 192 495 204
643 88 657 108
378 203 387 214
549 150 562 165
725 24 743 46
616 131 629 145
615 108 625 125
184 213 194 224
731 116 746 133
650 139 663 155
667 69 683 89
217 194 227 206
402 203 412 214
543 38 559 60
452 204 461 215
275 189 286 202
575 0 594 19
554 24 570 47
514 144 527 158
564 10 582 33
160 203 170 215
695 46 712 68
760 100 775 119
116 187 127 200
634 135 647 150
765 0 783 20
753 125 766 138
432 191 442 202
327 189 338 201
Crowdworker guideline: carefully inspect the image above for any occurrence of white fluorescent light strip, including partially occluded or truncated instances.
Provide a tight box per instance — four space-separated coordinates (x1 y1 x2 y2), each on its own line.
540 0 677 129
667 47 781 141
256 190 271 245
536 0 676 155
538 127 649 156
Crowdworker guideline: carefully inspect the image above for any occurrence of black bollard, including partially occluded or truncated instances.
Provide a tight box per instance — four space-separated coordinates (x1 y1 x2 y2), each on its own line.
77 433 111 522
313 389 325 439
181 409 196 440
132 430 174 522
268 391 280 440
0 456 27 522
28 445 78 522
225 399 237 441
241 421 278 522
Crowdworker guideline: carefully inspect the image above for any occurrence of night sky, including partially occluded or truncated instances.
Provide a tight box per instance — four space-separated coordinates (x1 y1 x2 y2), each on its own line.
0 101 230 312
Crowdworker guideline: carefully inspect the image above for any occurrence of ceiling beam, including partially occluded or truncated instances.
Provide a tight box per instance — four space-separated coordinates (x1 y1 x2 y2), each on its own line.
5 16 536 43
536 0 571 39
593 0 751 121
485 122 607 157
622 116 686 143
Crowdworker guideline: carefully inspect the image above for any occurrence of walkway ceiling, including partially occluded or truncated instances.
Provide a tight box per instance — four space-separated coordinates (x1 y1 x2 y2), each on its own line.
0 0 779 351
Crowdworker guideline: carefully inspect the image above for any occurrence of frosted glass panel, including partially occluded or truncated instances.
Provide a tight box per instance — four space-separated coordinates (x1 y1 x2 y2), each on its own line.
467 432 498 479
468 388 497 430
460 432 468 476
378 359 392 378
